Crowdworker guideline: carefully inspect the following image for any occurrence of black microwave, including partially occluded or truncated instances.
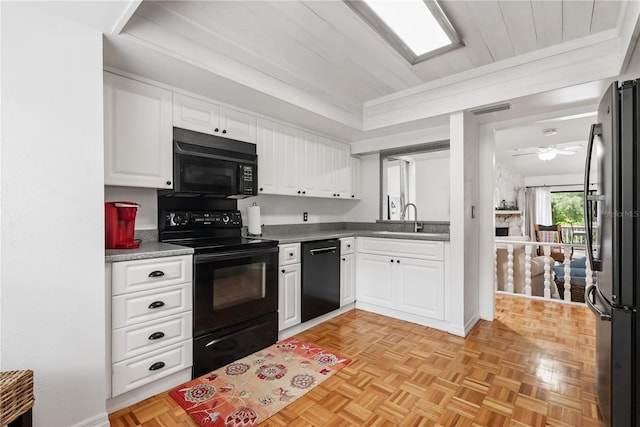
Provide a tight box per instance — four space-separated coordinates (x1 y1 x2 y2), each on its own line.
168 127 258 198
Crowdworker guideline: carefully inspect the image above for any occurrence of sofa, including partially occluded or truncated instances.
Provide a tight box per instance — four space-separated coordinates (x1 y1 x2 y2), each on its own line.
552 257 590 302
496 242 551 297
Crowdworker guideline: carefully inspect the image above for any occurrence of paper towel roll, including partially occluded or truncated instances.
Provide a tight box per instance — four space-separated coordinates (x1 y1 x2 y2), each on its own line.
247 204 262 235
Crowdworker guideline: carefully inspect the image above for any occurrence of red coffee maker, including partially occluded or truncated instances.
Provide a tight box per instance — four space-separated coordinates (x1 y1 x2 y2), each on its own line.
105 202 141 249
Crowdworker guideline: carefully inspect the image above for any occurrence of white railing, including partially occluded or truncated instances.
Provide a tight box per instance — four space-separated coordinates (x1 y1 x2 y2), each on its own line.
494 238 594 303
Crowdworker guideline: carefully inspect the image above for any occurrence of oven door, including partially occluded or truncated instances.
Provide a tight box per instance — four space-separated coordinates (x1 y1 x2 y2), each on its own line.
193 246 278 337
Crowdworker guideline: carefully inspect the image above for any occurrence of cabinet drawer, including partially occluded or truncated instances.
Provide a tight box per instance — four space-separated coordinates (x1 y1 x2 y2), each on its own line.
357 238 444 261
278 243 300 266
112 340 193 397
112 283 192 329
340 237 355 255
112 255 192 295
112 312 192 363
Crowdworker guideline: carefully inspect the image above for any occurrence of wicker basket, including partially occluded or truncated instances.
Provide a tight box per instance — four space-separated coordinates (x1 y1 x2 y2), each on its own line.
556 281 586 303
0 370 34 425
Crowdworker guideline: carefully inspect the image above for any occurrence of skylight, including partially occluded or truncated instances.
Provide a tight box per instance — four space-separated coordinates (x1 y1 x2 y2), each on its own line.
345 0 462 65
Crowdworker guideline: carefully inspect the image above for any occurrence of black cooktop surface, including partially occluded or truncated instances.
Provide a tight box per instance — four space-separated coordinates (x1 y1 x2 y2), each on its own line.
167 237 278 254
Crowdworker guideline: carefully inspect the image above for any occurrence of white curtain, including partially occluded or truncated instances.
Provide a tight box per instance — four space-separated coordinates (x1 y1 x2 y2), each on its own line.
535 188 553 225
524 188 537 241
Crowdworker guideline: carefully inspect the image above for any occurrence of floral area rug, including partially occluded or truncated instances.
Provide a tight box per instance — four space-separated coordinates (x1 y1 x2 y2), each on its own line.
169 337 351 426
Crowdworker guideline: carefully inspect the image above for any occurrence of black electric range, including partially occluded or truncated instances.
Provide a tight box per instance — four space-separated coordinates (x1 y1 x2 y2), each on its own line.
159 210 278 252
158 205 280 378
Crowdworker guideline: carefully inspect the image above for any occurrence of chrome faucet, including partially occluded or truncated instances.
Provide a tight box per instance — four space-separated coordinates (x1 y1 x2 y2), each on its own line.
401 203 422 232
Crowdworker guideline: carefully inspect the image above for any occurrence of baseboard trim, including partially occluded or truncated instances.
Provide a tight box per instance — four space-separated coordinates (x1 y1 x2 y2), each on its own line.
73 412 110 427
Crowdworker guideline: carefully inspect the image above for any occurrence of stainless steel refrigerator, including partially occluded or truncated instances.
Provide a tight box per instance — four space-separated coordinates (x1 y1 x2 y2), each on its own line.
585 80 639 426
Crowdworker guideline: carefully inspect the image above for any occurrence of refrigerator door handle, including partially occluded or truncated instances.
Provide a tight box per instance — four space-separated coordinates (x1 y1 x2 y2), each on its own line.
583 123 602 271
585 284 612 321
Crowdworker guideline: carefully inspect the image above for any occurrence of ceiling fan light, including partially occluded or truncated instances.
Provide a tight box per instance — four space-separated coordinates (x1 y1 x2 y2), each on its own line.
538 151 556 161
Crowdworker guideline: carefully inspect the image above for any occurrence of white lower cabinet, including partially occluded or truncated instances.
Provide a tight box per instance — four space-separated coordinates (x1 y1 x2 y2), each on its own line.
278 263 301 331
108 255 193 398
355 253 394 308
278 243 301 331
340 253 355 306
356 238 445 322
395 257 444 320
112 340 193 396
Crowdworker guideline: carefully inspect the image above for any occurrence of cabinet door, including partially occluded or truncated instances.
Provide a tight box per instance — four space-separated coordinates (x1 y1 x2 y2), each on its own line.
340 253 355 306
278 263 301 331
350 157 361 200
220 106 257 143
318 137 336 197
278 124 300 196
256 118 280 194
355 253 394 308
298 130 320 196
104 72 173 189
397 258 444 320
334 142 351 198
172 93 220 135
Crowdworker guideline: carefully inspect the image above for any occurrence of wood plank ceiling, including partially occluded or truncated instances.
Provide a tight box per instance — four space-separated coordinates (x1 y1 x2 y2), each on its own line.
125 0 625 122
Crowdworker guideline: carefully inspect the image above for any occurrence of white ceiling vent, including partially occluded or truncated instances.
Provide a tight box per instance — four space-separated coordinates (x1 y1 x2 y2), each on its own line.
471 103 511 115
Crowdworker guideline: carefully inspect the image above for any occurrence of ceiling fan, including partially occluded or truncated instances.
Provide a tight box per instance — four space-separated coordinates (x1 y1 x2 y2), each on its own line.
511 144 582 161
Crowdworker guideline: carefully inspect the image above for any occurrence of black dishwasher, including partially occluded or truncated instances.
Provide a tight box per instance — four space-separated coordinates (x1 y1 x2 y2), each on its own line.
301 239 341 322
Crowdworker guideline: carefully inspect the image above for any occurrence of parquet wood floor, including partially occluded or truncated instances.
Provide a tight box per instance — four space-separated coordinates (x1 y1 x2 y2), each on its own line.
109 294 602 426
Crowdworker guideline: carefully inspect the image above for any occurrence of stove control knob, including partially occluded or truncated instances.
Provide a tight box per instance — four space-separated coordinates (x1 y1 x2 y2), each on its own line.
222 214 230 224
172 213 188 226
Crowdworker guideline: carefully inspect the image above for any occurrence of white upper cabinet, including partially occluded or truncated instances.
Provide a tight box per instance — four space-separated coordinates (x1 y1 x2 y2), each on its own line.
104 72 173 189
219 106 257 143
298 130 320 196
257 119 343 198
173 93 256 143
256 118 280 194
103 73 355 195
333 141 351 198
350 157 361 200
318 137 352 199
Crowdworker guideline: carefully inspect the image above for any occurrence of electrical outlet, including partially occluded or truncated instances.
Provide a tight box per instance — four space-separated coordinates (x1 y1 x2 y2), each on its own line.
303 212 308 222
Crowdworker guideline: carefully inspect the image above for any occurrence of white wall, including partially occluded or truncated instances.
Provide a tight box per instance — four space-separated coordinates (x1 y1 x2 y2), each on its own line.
344 153 380 222
494 163 524 236
237 195 348 225
1 3 107 426
104 187 351 230
105 186 158 229
478 125 496 321
524 173 584 187
448 112 480 336
415 156 450 221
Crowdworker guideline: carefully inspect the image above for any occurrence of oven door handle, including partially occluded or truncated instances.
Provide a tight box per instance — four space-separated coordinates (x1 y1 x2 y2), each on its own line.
194 246 278 263
204 323 266 347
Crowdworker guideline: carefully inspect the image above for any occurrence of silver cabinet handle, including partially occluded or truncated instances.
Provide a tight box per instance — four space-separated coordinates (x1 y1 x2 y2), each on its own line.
309 246 337 255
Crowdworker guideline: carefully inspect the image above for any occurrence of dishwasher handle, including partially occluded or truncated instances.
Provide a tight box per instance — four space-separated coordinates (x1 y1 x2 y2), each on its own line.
309 246 337 255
